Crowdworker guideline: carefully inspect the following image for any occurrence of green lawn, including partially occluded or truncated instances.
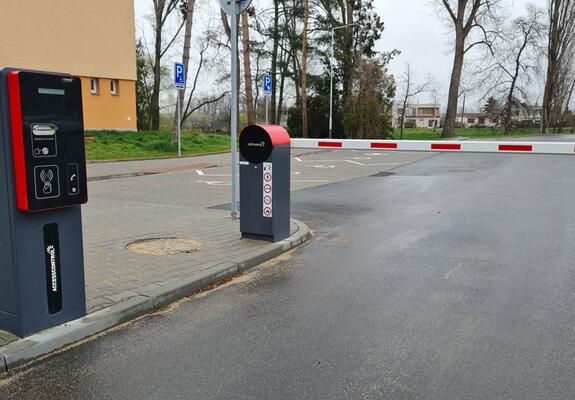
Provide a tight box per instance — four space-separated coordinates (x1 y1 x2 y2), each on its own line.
390 127 545 140
85 130 230 161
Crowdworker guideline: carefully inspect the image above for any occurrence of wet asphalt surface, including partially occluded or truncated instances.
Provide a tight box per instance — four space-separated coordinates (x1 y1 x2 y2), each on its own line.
2 151 575 399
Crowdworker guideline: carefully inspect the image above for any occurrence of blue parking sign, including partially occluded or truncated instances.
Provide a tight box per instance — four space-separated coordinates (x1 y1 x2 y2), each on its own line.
175 63 185 89
263 73 272 95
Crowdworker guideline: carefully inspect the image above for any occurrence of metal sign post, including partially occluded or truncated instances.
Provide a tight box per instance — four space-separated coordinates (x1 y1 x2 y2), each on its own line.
219 0 252 220
174 62 186 157
263 73 272 124
230 13 239 219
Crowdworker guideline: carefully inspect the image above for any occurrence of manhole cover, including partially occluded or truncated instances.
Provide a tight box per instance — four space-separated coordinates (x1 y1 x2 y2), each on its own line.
127 238 202 255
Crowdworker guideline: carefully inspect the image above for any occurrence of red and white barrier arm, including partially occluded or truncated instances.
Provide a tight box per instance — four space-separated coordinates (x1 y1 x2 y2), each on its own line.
290 138 575 155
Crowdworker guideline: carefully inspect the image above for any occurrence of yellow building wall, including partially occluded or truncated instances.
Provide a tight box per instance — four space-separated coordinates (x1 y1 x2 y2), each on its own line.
0 0 137 131
80 78 137 131
0 0 136 81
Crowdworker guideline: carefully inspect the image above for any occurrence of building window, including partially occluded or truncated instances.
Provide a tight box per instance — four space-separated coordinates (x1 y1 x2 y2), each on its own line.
110 79 119 95
90 78 99 95
478 118 486 124
428 120 436 128
468 118 475 124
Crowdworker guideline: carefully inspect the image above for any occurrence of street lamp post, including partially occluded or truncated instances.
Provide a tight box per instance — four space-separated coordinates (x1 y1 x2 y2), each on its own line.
329 23 357 139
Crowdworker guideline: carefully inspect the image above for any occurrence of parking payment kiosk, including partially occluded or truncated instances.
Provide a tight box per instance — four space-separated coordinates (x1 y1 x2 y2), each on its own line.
0 69 88 337
239 125 290 243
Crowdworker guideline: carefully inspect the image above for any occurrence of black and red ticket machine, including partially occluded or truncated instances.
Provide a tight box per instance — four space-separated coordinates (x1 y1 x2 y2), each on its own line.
0 68 87 337
8 70 88 211
239 124 291 243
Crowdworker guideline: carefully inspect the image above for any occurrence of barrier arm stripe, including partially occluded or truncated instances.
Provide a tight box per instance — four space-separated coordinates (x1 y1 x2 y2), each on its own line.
291 139 575 155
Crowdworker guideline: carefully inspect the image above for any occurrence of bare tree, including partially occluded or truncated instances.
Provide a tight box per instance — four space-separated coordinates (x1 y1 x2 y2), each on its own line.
503 8 543 134
301 0 310 137
171 0 196 142
241 10 255 125
150 0 186 131
398 65 432 139
179 33 229 127
541 0 575 133
477 6 543 134
270 0 281 124
220 11 240 130
438 0 501 138
559 77 575 132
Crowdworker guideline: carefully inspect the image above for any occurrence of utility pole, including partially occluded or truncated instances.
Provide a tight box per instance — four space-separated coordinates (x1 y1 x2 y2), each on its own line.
459 93 466 129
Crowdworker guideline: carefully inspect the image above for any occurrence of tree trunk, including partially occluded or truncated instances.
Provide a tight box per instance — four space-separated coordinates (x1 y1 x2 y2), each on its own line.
171 0 196 142
277 50 290 126
442 33 465 138
220 11 240 131
151 4 163 132
241 12 255 125
301 0 309 138
341 0 355 105
270 0 280 124
559 78 575 133
400 106 406 140
541 0 562 134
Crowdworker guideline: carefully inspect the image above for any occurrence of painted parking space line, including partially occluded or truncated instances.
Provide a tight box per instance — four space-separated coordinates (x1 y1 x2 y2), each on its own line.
197 179 329 186
196 170 231 177
197 180 231 186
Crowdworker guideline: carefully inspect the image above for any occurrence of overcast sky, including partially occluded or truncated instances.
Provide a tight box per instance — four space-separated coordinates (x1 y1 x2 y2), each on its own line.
134 0 549 111
376 0 548 108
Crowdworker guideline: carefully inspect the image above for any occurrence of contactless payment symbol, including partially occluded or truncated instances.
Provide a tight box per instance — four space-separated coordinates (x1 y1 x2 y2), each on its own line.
34 165 60 200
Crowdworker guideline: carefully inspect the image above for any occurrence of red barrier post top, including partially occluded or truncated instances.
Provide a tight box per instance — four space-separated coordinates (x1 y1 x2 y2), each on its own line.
241 124 291 146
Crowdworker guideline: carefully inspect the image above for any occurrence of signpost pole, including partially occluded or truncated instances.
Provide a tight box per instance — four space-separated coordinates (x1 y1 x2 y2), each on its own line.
177 89 181 157
263 74 272 125
230 10 239 220
219 0 251 220
174 62 185 157
329 29 334 139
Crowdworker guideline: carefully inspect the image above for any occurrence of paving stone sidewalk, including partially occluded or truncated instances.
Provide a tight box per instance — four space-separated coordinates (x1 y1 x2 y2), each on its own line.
84 209 299 313
0 157 307 351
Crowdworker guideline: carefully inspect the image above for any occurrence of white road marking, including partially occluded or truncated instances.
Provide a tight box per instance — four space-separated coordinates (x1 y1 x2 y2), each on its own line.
197 180 231 186
298 159 350 163
444 263 463 280
345 160 364 165
365 163 400 166
295 157 303 162
196 170 231 177
198 179 328 186
308 165 336 169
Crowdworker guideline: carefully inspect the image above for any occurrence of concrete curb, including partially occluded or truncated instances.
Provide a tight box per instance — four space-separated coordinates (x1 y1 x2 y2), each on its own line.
87 150 230 164
0 219 311 372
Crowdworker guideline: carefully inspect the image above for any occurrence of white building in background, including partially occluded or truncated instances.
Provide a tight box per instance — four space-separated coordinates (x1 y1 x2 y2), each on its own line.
514 105 543 125
459 113 499 128
458 105 542 128
393 103 441 129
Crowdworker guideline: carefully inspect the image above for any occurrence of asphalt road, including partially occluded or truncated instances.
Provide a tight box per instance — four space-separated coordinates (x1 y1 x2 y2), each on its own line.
2 150 575 399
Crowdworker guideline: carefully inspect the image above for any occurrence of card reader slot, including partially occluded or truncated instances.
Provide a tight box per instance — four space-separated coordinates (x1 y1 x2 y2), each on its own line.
32 123 57 136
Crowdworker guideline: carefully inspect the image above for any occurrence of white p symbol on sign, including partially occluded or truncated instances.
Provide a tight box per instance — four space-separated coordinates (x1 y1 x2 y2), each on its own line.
264 75 272 94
